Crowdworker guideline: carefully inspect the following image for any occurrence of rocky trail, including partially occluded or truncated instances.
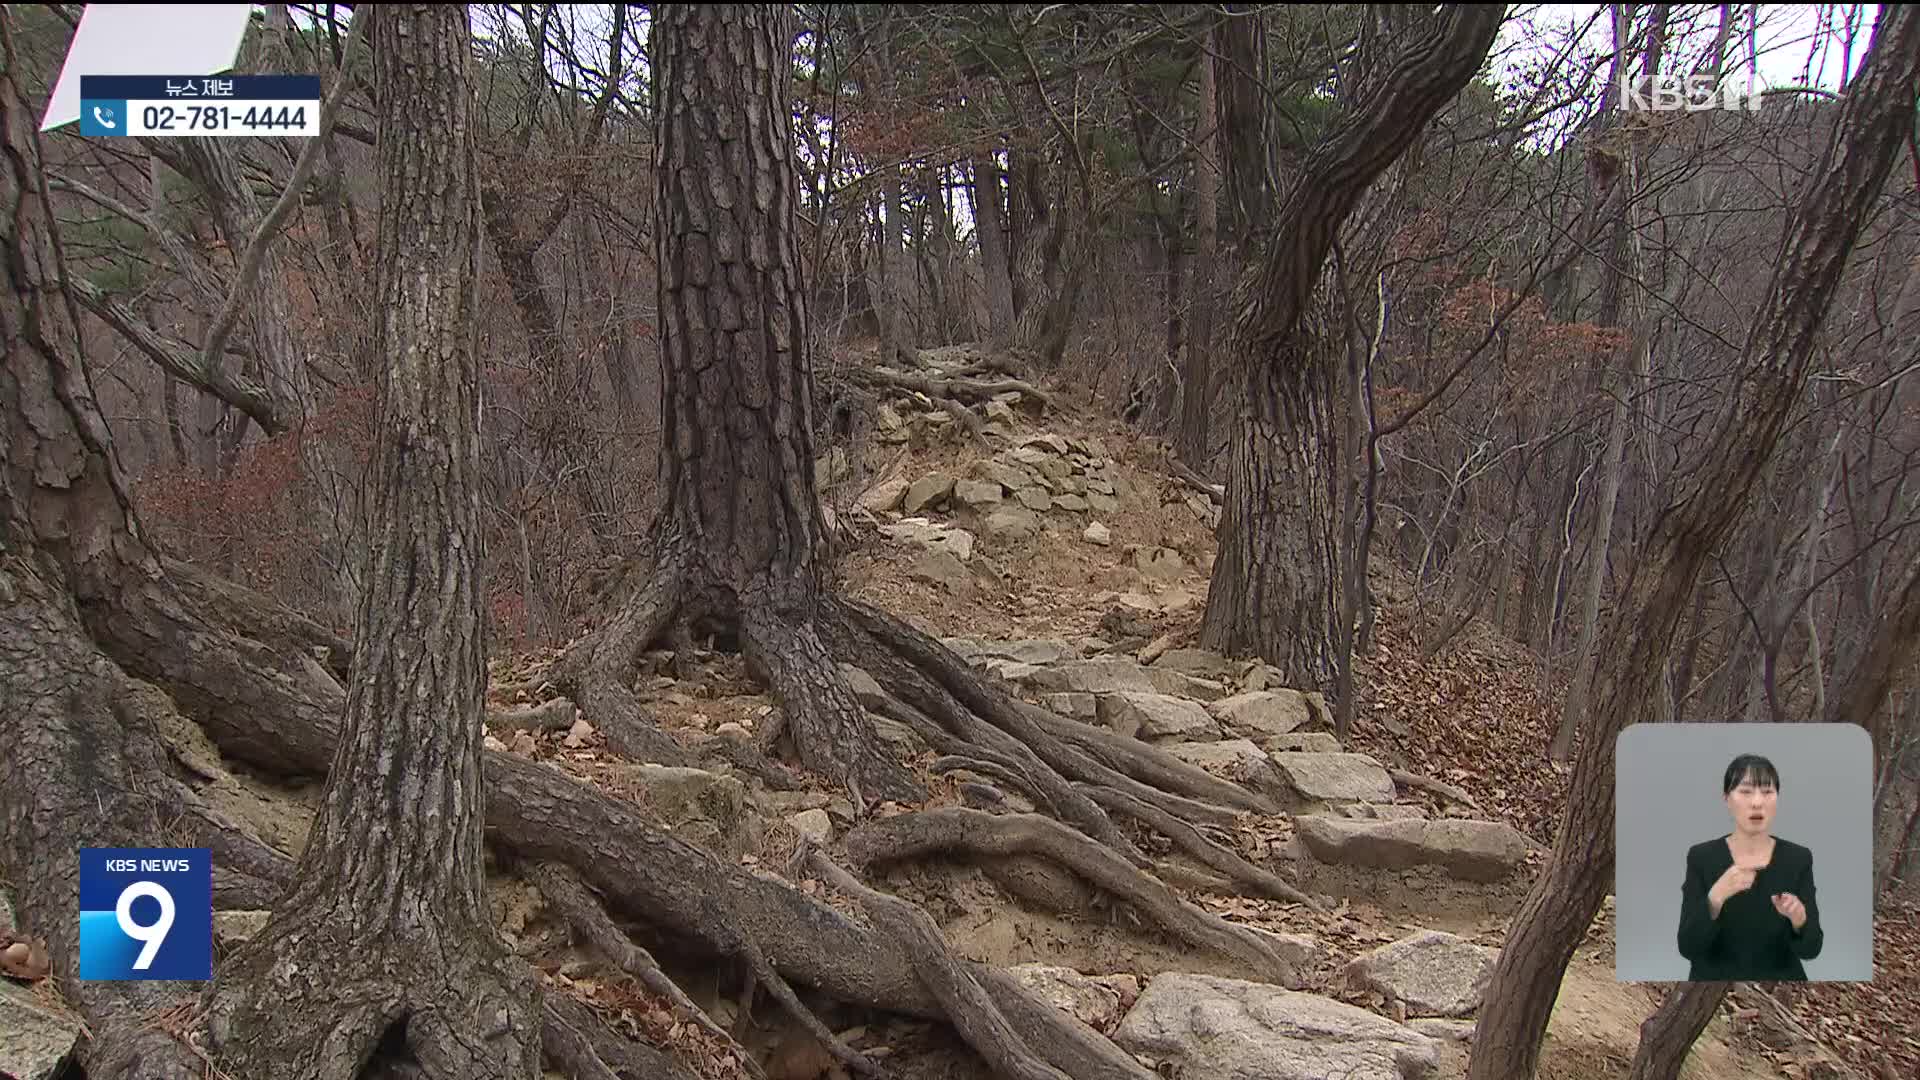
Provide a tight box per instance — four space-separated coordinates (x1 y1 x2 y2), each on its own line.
3 365 1911 1080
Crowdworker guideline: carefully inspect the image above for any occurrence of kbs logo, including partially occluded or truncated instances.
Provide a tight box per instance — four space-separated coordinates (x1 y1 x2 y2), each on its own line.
78 848 211 980
1620 74 1766 113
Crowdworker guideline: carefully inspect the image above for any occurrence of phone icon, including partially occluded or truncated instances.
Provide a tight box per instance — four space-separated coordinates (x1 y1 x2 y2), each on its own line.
92 105 116 129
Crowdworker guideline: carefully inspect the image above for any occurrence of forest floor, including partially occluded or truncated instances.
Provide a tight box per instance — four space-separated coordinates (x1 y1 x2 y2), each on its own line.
6 355 1915 1080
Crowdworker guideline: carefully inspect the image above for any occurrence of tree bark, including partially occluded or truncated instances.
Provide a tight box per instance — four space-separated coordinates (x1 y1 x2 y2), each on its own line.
1198 5 1505 687
1825 554 1920 773
1627 983 1730 1080
970 151 1016 347
1467 10 1920 1078
565 4 921 805
201 9 541 1078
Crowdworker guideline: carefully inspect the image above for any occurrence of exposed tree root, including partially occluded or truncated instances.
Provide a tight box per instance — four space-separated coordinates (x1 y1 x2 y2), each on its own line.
694 733 806 790
1027 707 1274 817
1153 861 1240 895
8 549 1168 1080
1387 767 1480 809
1078 784 1321 910
739 602 926 807
12 489 1289 1080
543 994 700 1080
549 557 697 768
851 364 1055 412
1170 457 1224 501
929 754 1050 808
733 926 888 1080
489 698 579 733
526 863 764 1080
0 557 222 1080
808 849 1073 1080
556 545 923 804
941 395 989 440
846 808 1303 986
825 596 1271 850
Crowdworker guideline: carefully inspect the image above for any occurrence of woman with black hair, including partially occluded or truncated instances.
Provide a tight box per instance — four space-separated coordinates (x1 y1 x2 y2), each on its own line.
1676 753 1824 980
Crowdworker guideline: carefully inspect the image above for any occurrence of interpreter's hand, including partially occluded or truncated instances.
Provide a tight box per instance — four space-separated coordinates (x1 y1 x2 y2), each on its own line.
1772 892 1807 931
1709 859 1764 908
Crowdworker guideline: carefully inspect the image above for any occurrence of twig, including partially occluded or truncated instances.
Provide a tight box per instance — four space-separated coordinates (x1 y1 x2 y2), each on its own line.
197 12 367 376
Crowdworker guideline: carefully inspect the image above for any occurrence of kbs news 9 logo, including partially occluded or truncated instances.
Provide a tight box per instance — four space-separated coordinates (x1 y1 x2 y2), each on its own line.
78 848 212 980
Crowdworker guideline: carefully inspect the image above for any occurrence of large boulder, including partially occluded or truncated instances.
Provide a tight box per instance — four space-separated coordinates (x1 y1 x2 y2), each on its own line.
879 518 974 562
1113 973 1439 1080
909 549 974 592
609 764 752 856
1025 658 1159 695
902 472 956 512
1096 691 1222 741
1269 752 1397 806
857 476 910 512
1208 690 1316 739
1144 668 1231 702
1163 739 1288 802
1294 816 1540 884
981 504 1042 540
1343 930 1499 1018
1151 647 1239 681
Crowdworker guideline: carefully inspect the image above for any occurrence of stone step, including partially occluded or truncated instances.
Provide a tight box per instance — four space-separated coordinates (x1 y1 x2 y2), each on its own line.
1114 972 1440 1080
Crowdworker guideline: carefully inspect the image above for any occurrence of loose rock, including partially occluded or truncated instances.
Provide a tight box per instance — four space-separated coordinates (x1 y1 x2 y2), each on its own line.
1113 973 1440 1080
1344 930 1499 1018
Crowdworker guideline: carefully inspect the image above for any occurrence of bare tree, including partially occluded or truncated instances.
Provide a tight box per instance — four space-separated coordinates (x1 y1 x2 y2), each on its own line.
1198 4 1506 684
1467 8 1920 1077
203 7 541 1077
1176 11 1220 466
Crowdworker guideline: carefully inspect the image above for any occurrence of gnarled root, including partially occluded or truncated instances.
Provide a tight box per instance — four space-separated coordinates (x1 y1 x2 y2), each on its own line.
1079 785 1320 910
543 994 701 1080
846 808 1302 987
202 912 541 1080
809 849 1073 1080
525 863 763 1080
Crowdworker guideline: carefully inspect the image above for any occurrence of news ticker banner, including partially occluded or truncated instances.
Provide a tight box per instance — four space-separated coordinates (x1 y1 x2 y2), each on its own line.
79 75 321 137
78 848 212 979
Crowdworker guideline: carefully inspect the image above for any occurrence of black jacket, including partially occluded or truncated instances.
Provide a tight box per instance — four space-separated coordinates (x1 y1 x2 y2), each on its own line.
1677 835 1822 981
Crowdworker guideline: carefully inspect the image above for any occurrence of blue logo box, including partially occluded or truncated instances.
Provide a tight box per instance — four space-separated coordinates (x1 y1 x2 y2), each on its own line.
79 848 212 980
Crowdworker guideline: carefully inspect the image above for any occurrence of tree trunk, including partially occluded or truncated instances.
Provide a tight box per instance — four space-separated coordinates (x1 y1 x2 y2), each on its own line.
566 4 922 805
1201 326 1342 684
202 9 542 1078
1553 2 1661 760
1627 983 1729 1080
2 24 345 1073
1669 583 1709 723
479 181 621 551
878 162 907 360
1198 5 1505 686
1825 554 1920 771
1178 29 1220 467
970 151 1016 347
1467 11 1920 1078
